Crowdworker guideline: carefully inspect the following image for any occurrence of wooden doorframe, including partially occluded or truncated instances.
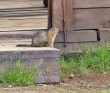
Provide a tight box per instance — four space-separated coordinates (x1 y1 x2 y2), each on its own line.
48 0 73 32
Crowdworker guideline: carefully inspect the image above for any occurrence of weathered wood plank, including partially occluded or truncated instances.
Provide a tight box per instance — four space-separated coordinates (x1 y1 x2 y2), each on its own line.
73 8 110 30
0 29 48 38
0 30 97 43
55 30 97 42
26 58 60 83
0 0 44 9
0 50 60 58
0 58 60 83
0 30 97 44
52 0 73 31
63 0 73 31
0 0 48 31
99 29 110 41
0 53 60 84
74 0 110 8
0 28 48 32
52 0 63 31
54 42 99 52
0 57 59 65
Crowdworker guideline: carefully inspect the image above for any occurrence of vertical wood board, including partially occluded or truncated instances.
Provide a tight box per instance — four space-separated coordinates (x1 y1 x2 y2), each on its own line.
63 0 73 31
52 0 63 31
52 0 73 31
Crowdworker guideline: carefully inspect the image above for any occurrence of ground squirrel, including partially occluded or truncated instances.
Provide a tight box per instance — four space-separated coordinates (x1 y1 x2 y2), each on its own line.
31 27 59 47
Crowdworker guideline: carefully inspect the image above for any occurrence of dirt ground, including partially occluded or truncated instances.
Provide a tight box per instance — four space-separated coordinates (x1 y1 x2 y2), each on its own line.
0 73 110 93
0 0 110 93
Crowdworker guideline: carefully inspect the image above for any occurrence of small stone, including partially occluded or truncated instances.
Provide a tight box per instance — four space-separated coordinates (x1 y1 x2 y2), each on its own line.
103 72 107 75
36 84 47 87
87 85 90 88
68 74 74 79
8 85 12 88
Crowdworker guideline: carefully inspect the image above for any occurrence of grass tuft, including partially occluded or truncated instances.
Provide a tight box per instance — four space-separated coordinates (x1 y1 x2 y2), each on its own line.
0 60 39 86
60 42 110 78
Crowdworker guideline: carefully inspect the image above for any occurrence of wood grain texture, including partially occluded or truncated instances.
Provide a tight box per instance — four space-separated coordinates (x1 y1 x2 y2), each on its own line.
52 0 73 31
55 30 97 42
0 50 60 59
52 0 63 31
73 8 110 30
0 29 48 38
63 0 73 31
54 42 99 52
0 49 60 83
74 0 110 8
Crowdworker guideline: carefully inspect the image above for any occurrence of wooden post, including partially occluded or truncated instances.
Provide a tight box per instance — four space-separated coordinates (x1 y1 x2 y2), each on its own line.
63 0 73 31
52 0 73 31
52 0 64 31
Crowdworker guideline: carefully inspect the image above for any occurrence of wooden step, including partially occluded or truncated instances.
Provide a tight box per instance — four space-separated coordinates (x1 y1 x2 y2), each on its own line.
0 39 60 84
0 0 60 84
0 29 48 38
0 30 99 52
0 0 48 31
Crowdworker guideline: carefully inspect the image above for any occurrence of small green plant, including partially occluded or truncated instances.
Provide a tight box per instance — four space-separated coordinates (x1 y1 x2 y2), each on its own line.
0 60 39 86
60 53 80 78
79 42 110 73
60 42 110 78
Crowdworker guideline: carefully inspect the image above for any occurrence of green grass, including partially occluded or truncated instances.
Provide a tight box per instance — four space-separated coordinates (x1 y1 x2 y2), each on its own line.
60 42 110 78
0 60 39 86
99 90 110 93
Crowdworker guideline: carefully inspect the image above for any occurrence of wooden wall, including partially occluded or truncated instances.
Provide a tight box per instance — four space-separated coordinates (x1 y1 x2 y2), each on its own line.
49 0 110 52
73 0 110 30
73 0 110 42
